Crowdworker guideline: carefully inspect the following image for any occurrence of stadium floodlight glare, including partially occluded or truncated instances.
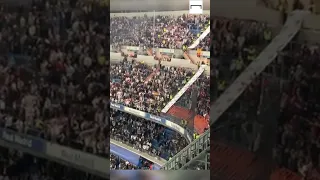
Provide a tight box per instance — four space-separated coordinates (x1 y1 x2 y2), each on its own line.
189 0 203 14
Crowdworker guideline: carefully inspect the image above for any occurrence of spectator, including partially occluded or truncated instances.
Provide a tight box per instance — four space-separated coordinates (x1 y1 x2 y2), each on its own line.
262 0 317 14
0 0 109 158
212 17 271 98
274 43 320 178
110 154 155 170
110 110 188 160
110 59 194 115
110 14 210 50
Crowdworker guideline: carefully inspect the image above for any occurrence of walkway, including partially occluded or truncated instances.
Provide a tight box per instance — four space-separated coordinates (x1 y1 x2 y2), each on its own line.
166 105 208 134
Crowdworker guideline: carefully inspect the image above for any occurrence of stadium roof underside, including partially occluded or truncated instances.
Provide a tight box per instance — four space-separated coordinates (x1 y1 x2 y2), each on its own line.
110 0 210 12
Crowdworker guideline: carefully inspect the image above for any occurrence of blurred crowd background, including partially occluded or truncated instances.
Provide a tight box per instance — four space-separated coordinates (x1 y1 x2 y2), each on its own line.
0 0 320 179
0 0 109 179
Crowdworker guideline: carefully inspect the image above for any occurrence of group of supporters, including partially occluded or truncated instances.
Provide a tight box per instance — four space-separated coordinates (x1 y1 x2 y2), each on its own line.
110 154 155 170
210 9 320 180
110 58 195 115
110 14 210 51
211 16 272 98
110 110 187 160
212 16 320 179
272 42 320 178
109 12 273 171
262 0 317 14
4 0 318 176
217 36 320 180
175 73 210 117
109 12 213 170
0 0 109 178
109 56 210 169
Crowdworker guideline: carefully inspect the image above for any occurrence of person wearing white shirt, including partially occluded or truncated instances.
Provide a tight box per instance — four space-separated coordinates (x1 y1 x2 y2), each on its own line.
28 25 36 36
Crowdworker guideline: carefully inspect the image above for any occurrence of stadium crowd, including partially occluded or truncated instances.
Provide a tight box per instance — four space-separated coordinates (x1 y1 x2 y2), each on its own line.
212 17 272 97
110 58 194 115
109 13 273 171
110 154 137 170
273 43 320 178
0 0 109 158
110 15 272 124
0 147 105 180
110 154 156 170
262 0 317 14
210 18 320 179
175 74 210 117
110 14 210 50
110 110 188 160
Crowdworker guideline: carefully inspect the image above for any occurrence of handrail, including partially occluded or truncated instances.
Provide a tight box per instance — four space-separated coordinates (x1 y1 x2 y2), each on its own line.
210 10 309 126
110 139 166 167
161 65 206 113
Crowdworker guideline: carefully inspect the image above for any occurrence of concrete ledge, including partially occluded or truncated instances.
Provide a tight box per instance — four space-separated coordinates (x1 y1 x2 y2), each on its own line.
110 138 167 167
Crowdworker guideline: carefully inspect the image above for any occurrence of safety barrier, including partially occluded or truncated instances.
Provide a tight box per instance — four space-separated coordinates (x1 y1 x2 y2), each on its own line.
110 52 210 74
161 65 206 113
188 26 211 49
161 130 210 170
0 128 108 178
210 10 309 126
111 139 165 169
123 46 210 59
110 102 192 143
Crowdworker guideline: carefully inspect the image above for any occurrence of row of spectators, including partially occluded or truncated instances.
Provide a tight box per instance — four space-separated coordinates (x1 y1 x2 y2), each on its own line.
110 14 210 50
0 0 109 158
212 17 272 98
213 71 265 151
211 22 320 179
110 58 194 115
175 74 210 117
0 147 105 180
110 110 188 160
209 14 282 179
110 154 137 170
262 0 317 14
273 43 320 178
111 14 271 61
110 154 155 170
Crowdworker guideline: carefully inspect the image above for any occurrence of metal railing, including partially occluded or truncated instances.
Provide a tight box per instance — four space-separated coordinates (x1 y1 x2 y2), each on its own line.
161 130 210 170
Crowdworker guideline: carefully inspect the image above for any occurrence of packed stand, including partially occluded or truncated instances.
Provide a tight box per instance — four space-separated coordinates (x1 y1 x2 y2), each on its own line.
211 16 274 150
110 58 194 115
110 154 137 170
110 154 156 170
213 71 265 152
110 14 210 50
175 74 210 117
0 147 106 180
261 0 317 14
273 43 320 178
0 0 109 157
212 17 272 96
110 110 188 160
